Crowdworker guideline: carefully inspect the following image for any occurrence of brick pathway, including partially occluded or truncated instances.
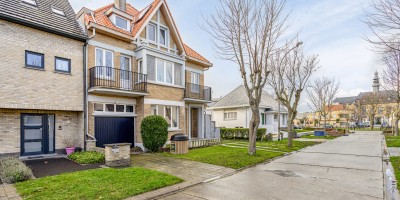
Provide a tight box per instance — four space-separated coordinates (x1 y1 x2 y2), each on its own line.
127 154 236 200
0 184 21 200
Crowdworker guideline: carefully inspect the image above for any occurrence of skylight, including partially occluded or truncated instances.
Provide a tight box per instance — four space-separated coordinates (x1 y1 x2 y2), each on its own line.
22 0 37 6
51 7 65 16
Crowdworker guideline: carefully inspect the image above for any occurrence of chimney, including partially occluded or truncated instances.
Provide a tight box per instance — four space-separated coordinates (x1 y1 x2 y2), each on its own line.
115 0 126 12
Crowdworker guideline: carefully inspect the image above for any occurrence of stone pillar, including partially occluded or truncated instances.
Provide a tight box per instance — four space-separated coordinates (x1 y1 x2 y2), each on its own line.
104 143 131 167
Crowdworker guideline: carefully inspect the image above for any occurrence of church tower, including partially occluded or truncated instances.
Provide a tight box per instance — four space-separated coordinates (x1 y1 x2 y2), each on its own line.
372 71 380 93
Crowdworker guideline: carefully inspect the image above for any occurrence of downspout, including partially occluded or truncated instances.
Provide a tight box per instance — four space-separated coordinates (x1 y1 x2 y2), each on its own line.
84 27 97 150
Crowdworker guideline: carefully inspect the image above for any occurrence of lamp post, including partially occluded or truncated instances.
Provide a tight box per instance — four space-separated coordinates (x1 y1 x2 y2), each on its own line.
277 42 303 140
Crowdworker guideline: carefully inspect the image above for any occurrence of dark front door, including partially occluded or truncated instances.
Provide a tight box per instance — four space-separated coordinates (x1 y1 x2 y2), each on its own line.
21 114 55 156
191 108 199 138
95 117 134 147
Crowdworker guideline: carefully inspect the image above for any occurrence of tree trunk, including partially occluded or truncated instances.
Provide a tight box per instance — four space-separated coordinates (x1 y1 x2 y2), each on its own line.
287 112 293 147
395 116 399 136
371 114 374 130
248 105 260 155
324 117 327 132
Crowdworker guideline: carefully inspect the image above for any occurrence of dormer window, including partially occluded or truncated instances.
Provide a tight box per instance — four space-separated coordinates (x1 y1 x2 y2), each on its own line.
159 27 167 46
115 16 128 30
22 0 37 6
51 7 65 16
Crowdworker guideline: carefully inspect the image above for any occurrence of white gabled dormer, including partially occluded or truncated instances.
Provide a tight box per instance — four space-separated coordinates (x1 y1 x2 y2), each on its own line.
105 0 133 31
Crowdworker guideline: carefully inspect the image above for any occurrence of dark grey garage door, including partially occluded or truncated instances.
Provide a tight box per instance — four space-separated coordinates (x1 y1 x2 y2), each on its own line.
95 117 134 147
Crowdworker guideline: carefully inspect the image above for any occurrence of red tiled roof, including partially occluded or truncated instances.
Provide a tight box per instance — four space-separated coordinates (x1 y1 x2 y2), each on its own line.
326 104 344 111
184 44 211 64
84 0 211 65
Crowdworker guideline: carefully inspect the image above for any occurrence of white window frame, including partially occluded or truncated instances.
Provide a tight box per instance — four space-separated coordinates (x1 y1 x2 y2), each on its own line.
151 105 180 129
22 0 36 6
159 26 169 46
115 15 129 30
147 23 157 43
95 48 114 79
93 103 135 116
51 6 65 16
191 72 200 93
224 112 237 121
155 58 175 85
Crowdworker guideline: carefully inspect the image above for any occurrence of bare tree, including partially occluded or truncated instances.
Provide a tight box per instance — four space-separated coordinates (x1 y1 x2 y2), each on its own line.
204 0 289 155
268 42 319 147
360 92 382 130
365 0 400 51
307 77 339 131
382 49 400 135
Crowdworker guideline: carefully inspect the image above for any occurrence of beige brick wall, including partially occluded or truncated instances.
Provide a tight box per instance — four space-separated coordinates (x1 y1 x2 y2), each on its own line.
146 83 184 101
0 109 84 154
0 19 84 111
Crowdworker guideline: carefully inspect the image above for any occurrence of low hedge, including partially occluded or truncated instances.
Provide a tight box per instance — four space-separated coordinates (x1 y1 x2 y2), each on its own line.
220 128 266 140
68 151 105 164
0 157 32 183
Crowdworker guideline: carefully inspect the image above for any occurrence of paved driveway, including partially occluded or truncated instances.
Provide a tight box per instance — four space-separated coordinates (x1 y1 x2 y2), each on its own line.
161 132 384 200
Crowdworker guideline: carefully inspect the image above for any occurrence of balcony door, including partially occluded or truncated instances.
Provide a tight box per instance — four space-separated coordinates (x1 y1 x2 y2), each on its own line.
120 56 131 90
191 72 200 93
95 48 113 80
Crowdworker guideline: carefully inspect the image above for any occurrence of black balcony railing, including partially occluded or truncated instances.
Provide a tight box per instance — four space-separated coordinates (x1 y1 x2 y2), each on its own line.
185 83 212 101
89 66 147 92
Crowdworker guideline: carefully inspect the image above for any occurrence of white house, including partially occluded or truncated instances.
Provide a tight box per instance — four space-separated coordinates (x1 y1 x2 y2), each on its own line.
207 85 288 134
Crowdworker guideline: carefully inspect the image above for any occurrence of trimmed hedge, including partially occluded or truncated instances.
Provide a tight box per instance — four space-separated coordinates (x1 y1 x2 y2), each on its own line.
68 151 105 164
0 157 32 183
141 115 168 152
220 128 266 140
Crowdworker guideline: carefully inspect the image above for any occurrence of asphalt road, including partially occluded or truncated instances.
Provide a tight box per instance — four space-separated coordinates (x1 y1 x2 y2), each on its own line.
160 131 384 200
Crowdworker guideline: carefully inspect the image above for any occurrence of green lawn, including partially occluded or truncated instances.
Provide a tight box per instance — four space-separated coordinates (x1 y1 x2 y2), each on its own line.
300 135 338 140
164 139 318 169
386 136 400 147
15 167 182 200
390 156 400 189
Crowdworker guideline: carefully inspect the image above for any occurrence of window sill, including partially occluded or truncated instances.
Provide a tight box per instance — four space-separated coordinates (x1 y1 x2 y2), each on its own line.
54 70 71 75
147 81 184 89
168 128 181 132
24 66 45 71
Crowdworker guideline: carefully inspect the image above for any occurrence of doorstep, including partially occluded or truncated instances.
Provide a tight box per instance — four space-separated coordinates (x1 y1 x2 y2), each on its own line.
19 153 64 161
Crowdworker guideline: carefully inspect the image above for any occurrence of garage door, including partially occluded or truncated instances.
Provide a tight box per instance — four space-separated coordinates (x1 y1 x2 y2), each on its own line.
95 117 134 147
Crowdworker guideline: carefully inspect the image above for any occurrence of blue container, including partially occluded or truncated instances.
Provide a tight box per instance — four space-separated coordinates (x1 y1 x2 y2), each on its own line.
314 130 326 136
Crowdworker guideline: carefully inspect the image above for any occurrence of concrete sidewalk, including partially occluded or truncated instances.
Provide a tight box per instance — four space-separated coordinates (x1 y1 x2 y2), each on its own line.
161 132 384 200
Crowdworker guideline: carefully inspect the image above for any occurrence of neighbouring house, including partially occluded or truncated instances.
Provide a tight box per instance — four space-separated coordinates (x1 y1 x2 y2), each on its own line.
207 85 288 133
76 0 217 150
332 71 399 127
0 0 87 156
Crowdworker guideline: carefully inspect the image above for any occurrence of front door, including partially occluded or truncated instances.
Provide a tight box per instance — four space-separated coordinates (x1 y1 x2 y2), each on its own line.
21 114 55 156
191 108 199 138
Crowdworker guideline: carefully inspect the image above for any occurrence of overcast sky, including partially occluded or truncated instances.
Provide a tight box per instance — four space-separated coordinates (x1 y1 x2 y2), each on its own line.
69 0 382 112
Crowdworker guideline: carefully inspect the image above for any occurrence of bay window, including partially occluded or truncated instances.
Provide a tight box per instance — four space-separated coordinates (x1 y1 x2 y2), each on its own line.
146 55 182 86
151 105 180 129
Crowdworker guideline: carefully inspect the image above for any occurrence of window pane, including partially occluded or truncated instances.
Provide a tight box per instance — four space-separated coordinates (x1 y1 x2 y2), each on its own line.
174 63 182 86
166 62 173 84
160 28 166 45
148 24 156 42
165 106 172 127
55 58 70 72
96 49 103 66
158 105 164 117
105 51 113 77
23 116 42 126
147 55 156 81
126 105 134 113
172 107 178 128
116 105 124 112
48 115 55 152
116 16 128 30
151 105 157 115
157 60 165 82
120 56 130 80
25 129 42 140
26 52 43 68
94 103 103 111
105 104 114 112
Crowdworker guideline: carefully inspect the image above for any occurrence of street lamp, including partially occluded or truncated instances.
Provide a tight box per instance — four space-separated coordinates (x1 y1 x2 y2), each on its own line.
277 41 303 140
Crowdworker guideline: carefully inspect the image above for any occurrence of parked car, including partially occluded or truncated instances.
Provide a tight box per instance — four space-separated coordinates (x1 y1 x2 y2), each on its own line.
364 121 371 127
323 124 333 129
293 125 302 129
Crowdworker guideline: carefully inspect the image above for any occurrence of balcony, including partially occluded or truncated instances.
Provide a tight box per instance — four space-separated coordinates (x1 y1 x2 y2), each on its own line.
184 83 212 103
89 66 148 97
